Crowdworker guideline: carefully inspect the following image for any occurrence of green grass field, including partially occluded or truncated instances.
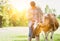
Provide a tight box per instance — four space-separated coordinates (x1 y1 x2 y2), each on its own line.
0 27 60 41
11 34 60 41
0 33 60 41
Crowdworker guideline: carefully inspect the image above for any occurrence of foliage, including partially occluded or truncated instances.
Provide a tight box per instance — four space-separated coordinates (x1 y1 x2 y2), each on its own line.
45 5 56 14
45 5 60 24
0 0 28 27
57 15 60 19
1 1 59 27
0 0 10 27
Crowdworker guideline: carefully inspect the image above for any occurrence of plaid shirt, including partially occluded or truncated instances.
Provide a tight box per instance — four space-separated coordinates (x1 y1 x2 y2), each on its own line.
27 7 43 23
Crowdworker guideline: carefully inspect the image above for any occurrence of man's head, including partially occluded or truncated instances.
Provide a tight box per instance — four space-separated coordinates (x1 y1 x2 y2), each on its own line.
30 1 36 7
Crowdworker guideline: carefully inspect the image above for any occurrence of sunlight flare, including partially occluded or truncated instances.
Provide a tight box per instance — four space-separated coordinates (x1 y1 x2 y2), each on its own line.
9 0 27 11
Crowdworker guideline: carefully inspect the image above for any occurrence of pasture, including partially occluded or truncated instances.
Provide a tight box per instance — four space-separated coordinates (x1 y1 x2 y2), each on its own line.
0 27 60 41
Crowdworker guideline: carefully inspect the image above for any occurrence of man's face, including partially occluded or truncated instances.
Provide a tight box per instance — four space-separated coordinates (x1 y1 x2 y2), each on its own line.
30 1 35 7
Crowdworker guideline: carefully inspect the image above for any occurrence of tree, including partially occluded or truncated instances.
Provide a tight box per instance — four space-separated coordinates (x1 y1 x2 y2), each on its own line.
0 0 8 27
45 5 56 14
57 15 60 19
0 0 12 27
0 0 28 27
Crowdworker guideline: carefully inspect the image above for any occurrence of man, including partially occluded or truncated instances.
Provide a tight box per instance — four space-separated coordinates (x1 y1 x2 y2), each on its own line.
27 1 43 41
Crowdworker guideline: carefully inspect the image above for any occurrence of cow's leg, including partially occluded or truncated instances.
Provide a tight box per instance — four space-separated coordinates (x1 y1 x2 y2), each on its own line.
45 32 49 41
35 35 40 41
50 31 54 41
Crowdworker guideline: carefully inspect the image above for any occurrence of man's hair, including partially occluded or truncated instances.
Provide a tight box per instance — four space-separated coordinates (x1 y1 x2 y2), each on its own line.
30 1 36 7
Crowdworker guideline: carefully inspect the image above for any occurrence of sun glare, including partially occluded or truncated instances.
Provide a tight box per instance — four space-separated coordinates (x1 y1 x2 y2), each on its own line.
9 0 27 11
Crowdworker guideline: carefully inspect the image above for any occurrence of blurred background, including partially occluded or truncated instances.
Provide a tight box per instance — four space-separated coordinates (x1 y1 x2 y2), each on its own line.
0 0 60 27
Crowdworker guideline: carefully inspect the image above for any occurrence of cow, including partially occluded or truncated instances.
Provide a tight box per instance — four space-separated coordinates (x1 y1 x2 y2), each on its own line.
32 13 59 41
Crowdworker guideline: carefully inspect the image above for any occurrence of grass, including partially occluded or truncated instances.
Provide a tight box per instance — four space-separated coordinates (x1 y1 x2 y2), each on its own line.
0 27 60 41
0 33 60 41
13 34 60 41
54 34 60 41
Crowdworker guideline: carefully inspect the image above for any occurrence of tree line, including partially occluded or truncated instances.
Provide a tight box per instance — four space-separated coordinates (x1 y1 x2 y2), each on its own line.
0 0 60 27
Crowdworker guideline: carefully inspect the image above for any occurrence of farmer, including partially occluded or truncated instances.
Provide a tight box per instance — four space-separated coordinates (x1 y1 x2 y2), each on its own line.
27 1 43 41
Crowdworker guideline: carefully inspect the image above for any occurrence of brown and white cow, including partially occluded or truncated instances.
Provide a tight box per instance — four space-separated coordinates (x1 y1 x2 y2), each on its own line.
32 13 59 41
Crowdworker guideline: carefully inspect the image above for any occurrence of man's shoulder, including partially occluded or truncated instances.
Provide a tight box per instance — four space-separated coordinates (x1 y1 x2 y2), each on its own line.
36 6 41 10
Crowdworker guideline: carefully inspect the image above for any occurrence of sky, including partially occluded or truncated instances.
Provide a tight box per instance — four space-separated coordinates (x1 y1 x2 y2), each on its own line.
8 0 60 16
